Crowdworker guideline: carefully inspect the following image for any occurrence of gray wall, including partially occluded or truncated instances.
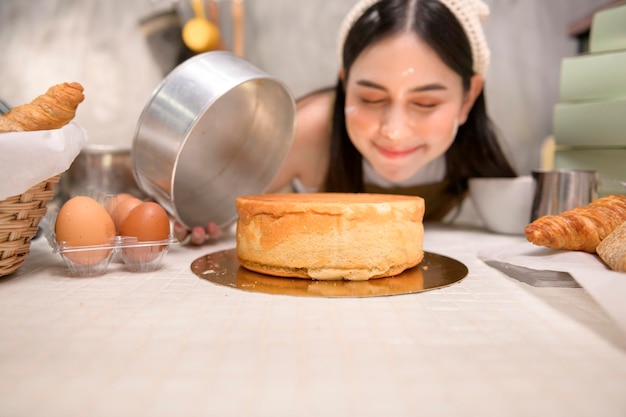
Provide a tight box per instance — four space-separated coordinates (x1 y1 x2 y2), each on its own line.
0 0 609 175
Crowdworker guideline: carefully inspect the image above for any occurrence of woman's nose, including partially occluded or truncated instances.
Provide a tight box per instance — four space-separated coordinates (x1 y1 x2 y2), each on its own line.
380 106 413 140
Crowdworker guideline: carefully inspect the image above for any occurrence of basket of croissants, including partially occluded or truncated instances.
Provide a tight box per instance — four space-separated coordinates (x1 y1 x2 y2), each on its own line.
0 82 86 277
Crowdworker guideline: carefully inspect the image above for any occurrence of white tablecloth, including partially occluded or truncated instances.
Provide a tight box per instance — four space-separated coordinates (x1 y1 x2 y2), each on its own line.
1 224 625 417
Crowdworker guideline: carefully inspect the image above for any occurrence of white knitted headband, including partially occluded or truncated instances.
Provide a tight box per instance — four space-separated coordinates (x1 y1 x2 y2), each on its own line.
337 0 491 76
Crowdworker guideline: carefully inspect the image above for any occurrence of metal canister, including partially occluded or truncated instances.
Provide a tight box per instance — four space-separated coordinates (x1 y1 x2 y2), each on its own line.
530 169 599 221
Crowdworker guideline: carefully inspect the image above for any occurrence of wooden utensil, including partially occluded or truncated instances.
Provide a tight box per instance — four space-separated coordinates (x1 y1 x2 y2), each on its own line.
182 0 220 53
232 0 244 56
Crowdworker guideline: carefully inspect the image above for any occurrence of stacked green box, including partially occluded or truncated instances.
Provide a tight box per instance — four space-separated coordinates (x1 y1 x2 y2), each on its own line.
553 3 626 195
589 3 626 53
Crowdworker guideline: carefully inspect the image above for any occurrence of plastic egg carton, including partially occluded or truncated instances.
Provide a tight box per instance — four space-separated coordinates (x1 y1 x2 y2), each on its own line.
52 235 178 277
40 199 178 277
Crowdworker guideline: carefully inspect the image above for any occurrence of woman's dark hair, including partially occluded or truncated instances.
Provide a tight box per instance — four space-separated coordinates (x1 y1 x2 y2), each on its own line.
323 0 517 195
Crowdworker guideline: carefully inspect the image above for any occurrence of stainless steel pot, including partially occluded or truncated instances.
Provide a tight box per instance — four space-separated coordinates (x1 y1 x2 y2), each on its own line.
56 144 147 203
132 51 296 229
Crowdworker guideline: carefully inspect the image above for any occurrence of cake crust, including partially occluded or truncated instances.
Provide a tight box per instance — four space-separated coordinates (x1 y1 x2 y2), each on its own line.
235 193 425 280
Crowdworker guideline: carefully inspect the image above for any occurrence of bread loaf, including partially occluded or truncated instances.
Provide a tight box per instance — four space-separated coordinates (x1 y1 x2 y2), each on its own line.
236 193 425 280
596 220 626 272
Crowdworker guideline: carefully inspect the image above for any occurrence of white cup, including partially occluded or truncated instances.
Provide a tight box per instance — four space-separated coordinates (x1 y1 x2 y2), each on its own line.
469 176 535 235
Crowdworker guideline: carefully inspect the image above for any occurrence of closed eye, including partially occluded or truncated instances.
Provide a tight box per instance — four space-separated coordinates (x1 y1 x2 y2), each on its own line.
413 102 437 109
361 98 386 105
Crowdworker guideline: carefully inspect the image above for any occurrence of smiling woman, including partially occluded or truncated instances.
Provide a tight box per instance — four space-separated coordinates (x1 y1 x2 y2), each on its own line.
342 32 481 184
320 0 517 209
289 0 516 206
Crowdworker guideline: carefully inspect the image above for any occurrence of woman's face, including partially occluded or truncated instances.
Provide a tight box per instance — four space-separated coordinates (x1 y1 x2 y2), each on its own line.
343 32 480 183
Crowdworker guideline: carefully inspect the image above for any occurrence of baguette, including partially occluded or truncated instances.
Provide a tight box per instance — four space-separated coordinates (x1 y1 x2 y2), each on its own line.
524 194 626 253
596 220 626 272
0 82 84 132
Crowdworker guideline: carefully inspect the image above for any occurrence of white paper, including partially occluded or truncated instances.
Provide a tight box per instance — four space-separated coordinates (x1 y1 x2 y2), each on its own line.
478 241 626 334
0 123 88 200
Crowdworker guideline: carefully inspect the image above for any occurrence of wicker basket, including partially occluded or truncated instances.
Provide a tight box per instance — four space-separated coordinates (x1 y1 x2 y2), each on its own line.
0 174 61 277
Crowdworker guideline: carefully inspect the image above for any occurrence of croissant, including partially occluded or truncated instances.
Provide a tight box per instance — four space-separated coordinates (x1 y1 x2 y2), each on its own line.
0 82 84 132
596 220 626 272
524 194 626 253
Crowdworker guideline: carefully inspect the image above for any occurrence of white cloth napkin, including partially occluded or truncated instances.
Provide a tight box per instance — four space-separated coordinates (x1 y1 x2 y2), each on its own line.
0 123 87 200
478 241 626 333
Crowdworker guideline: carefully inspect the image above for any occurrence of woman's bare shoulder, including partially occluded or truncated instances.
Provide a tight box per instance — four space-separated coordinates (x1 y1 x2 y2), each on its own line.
294 87 334 162
296 88 335 135
297 87 335 108
266 87 335 192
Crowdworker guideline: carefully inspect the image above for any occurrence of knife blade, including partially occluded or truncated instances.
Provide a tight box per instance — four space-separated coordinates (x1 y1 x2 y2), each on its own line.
485 260 581 288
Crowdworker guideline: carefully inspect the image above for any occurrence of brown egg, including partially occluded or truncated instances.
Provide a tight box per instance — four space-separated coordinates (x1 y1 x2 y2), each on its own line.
119 202 171 263
106 193 135 218
55 196 116 265
110 194 143 233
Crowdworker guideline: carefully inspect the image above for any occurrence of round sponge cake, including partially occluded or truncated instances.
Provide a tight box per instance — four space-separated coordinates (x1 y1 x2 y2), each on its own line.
235 193 425 280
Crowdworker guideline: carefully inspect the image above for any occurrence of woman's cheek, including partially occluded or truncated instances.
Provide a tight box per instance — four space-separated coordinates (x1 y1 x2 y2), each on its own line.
345 104 379 136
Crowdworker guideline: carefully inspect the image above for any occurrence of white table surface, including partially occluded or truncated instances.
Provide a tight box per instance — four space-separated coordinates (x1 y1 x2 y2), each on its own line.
1 224 625 417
